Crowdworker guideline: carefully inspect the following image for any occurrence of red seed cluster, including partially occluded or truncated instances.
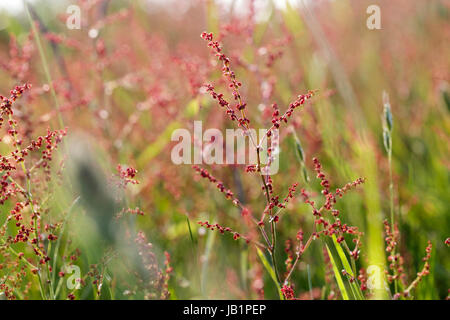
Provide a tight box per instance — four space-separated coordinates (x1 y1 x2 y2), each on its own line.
267 91 314 137
44 32 82 50
116 207 145 219
270 103 280 128
117 164 139 187
281 284 296 300
403 241 432 297
264 35 292 68
313 157 336 210
284 183 298 203
297 158 365 259
284 239 294 275
0 84 31 123
3 34 34 81
267 182 298 217
383 220 406 285
200 32 245 108
134 231 171 299
0 84 69 291
201 32 250 128
198 221 250 243
358 268 368 291
335 178 365 198
204 84 240 123
192 165 239 204
162 251 173 300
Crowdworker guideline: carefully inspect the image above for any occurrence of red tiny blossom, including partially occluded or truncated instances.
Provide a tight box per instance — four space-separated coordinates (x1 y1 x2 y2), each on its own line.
296 230 304 243
47 234 58 241
44 32 82 50
116 207 145 219
117 164 139 187
2 34 34 81
200 32 244 106
266 91 314 137
423 241 432 262
134 232 171 299
383 220 407 285
335 177 365 198
283 182 298 204
270 103 280 129
403 241 433 297
204 84 239 122
0 84 32 119
192 165 239 204
281 284 296 300
358 268 368 292
341 270 355 283
198 221 250 244
201 32 251 128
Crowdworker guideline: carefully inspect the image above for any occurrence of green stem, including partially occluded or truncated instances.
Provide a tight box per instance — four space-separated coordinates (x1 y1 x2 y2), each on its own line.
270 220 282 286
24 1 65 130
388 146 398 294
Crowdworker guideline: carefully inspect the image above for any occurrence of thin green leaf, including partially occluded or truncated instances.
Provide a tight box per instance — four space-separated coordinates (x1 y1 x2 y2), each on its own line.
325 244 350 300
332 235 354 277
331 235 365 300
256 247 284 300
186 216 195 245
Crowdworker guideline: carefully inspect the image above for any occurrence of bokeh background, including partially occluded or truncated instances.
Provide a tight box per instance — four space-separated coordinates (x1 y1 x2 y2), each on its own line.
0 0 448 299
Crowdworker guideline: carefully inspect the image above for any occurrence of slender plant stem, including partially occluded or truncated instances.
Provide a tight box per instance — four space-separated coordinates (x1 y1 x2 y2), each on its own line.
342 240 358 278
7 112 48 299
24 2 64 129
388 150 394 230
283 231 315 285
256 146 282 287
388 144 399 293
270 220 281 285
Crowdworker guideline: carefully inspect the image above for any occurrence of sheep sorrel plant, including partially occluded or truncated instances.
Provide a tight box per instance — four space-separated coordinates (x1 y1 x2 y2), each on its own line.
194 31 362 300
192 31 435 300
0 84 66 299
0 83 172 300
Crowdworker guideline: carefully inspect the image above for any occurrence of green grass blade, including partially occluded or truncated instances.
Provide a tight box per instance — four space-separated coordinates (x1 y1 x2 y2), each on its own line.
186 216 195 245
200 228 216 297
331 235 365 300
331 235 354 276
325 244 350 300
256 247 284 300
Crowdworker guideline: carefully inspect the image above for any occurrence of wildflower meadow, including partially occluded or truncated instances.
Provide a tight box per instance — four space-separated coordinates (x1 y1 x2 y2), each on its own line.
0 0 448 305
